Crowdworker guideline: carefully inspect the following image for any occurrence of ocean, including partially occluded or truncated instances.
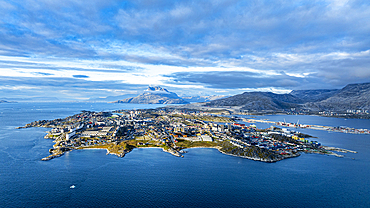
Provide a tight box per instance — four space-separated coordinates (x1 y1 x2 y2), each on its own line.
1 102 370 207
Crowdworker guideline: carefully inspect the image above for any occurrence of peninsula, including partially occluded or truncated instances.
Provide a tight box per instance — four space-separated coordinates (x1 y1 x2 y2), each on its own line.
18 108 356 162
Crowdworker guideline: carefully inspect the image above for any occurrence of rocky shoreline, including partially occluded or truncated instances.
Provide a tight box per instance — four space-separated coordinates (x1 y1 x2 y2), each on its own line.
218 149 300 163
41 150 71 161
41 144 355 163
321 146 357 154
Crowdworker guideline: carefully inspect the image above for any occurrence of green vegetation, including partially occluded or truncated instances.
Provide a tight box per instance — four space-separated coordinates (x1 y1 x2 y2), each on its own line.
219 141 282 161
176 140 219 149
161 144 170 150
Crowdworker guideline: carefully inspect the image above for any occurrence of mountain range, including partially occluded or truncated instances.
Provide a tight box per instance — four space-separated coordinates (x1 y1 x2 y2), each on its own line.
302 83 370 111
2 82 369 113
112 83 370 112
111 86 228 104
0 97 58 102
202 82 370 112
89 94 138 102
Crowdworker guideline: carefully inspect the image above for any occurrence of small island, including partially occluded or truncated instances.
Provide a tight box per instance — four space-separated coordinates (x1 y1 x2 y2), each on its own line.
18 108 356 162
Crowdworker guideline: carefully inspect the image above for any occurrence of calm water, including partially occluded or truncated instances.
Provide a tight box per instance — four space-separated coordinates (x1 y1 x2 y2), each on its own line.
1 102 370 207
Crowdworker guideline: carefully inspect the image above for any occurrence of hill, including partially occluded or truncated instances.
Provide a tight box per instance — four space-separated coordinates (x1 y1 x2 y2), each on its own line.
205 92 302 111
289 89 339 102
89 94 137 102
304 82 370 111
199 82 370 112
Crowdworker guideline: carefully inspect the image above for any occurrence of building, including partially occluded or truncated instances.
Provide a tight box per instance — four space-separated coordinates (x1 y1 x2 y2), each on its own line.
201 134 213 142
66 131 76 140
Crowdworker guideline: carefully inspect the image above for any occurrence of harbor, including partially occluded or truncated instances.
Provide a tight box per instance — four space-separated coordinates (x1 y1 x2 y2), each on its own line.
243 118 370 134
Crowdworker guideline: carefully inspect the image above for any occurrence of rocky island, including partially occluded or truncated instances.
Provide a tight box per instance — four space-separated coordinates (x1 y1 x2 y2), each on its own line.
18 108 356 162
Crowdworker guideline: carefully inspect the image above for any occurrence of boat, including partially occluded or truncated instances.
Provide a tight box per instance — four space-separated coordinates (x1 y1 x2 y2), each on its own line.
70 185 75 189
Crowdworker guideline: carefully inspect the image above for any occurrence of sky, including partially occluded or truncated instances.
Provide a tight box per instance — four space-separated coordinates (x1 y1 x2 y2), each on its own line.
1 0 370 101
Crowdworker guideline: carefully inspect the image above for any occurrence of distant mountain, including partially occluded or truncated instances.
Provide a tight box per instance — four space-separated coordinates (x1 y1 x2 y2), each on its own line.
112 86 188 104
0 97 58 102
289 89 339 102
89 94 138 102
0 100 18 103
205 92 302 111
304 82 370 111
182 95 227 103
200 82 370 112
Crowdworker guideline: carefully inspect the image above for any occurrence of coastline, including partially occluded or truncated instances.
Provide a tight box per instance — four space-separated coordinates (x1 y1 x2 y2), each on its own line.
218 149 300 163
73 145 352 162
82 145 299 163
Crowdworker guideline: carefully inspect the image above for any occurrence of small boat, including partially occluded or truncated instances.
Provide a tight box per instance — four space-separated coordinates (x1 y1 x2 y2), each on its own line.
70 185 75 189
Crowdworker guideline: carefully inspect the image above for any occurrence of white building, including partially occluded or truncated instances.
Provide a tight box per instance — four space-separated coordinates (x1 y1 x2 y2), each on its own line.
201 135 213 142
66 131 76 140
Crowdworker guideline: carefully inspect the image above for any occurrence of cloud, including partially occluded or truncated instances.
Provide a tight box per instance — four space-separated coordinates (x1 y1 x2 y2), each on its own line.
32 72 53 76
0 76 146 100
73 75 89 78
165 71 335 90
1 0 370 99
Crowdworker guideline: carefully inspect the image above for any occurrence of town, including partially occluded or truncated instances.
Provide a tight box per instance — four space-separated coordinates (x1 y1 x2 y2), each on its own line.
18 108 356 162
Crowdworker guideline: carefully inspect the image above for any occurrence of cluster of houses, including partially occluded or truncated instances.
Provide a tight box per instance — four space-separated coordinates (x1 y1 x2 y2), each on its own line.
319 110 369 119
346 109 369 114
42 108 322 156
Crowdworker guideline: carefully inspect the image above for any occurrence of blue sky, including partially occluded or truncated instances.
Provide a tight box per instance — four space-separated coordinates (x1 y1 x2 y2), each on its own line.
1 0 370 100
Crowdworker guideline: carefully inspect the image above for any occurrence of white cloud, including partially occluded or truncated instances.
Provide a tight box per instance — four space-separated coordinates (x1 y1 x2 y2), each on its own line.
0 85 40 90
238 87 292 94
1 0 370 99
170 6 192 18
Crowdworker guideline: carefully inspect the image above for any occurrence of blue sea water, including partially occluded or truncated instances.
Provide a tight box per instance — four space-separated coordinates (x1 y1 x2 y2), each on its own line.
1 102 370 207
